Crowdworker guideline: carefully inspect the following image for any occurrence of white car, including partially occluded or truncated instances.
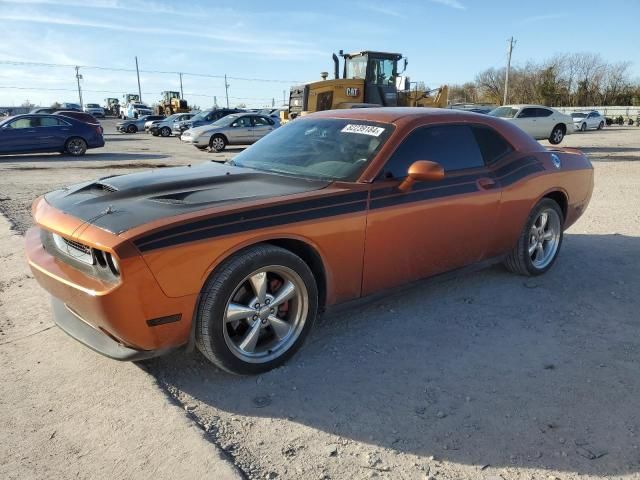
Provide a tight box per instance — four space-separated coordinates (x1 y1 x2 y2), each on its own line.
489 104 574 144
571 111 605 132
83 103 105 118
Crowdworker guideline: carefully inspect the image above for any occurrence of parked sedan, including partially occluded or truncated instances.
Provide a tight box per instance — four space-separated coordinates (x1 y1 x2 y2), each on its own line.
173 108 242 136
150 113 195 137
25 108 593 374
571 111 605 131
83 103 105 118
181 113 278 151
116 115 165 133
489 105 574 144
0 114 104 156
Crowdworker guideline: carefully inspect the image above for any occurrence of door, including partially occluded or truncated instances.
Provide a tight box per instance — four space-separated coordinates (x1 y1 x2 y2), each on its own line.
587 112 599 129
249 115 275 142
0 116 38 153
227 116 253 144
514 107 540 138
362 124 504 295
36 116 70 149
535 108 554 137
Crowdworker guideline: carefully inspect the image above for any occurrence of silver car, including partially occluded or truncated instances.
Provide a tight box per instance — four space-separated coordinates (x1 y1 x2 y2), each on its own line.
571 111 605 132
116 115 165 133
181 113 278 151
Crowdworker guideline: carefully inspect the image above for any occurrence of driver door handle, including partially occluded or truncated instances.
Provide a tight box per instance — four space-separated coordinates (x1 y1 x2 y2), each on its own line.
477 177 497 190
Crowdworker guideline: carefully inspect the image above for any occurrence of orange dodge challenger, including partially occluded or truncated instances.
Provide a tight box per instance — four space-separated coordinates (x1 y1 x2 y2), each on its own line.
26 108 593 374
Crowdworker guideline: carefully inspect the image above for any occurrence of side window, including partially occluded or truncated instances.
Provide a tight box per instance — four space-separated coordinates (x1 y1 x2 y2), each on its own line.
39 117 64 127
233 117 251 128
384 125 485 178
536 108 553 117
253 116 270 126
7 117 35 129
517 108 537 118
472 126 513 164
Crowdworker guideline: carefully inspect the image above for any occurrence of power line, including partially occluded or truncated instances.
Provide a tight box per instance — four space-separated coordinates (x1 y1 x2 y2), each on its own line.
0 59 302 83
0 85 275 101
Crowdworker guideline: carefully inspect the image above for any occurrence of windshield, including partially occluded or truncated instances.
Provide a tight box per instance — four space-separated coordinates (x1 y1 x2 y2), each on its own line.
232 118 394 181
571 112 587 118
133 104 148 109
211 114 241 127
489 107 519 118
86 104 100 108
191 110 211 122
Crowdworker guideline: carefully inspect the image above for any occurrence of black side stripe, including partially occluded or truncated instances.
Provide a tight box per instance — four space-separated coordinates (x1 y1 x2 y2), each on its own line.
134 158 544 252
137 200 366 252
134 190 368 248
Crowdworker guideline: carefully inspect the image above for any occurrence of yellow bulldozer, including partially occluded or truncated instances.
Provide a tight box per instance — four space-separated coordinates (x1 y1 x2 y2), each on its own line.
284 50 448 121
156 91 189 116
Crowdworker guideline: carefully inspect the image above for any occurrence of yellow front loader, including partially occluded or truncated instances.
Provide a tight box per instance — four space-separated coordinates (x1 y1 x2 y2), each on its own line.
283 50 448 122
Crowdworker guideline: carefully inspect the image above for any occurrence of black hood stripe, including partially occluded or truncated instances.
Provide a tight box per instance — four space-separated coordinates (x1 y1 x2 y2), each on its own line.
134 158 544 252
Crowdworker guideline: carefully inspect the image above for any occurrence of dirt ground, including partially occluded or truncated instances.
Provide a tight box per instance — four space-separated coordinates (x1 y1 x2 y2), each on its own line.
1 121 639 480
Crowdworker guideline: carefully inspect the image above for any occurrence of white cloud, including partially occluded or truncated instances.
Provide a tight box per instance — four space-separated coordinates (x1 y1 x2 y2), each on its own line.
0 0 206 16
430 0 466 10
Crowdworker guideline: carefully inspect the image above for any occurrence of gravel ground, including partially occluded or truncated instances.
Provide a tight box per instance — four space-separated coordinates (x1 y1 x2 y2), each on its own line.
1 120 639 480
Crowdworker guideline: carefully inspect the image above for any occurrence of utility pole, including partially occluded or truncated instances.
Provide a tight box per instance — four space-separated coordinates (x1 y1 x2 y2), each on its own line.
224 74 230 108
75 66 83 107
135 56 142 102
503 36 516 105
282 89 286 106
214 96 218 108
179 72 184 99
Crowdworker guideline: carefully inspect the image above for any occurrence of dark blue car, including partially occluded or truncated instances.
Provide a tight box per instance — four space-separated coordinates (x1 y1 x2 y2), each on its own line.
0 114 105 156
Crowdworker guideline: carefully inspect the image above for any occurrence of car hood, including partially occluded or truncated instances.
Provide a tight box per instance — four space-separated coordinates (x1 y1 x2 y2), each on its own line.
186 125 222 136
44 162 329 235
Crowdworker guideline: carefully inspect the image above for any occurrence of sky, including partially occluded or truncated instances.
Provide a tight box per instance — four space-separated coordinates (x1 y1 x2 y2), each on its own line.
0 0 639 108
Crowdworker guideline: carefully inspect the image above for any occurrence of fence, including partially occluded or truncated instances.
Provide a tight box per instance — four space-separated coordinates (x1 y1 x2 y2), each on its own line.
556 106 640 119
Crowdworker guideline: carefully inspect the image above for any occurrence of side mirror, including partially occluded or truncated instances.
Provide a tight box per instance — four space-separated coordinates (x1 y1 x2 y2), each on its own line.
398 160 444 192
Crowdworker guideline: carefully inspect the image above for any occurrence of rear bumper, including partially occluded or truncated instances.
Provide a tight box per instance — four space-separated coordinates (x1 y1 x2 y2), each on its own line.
52 297 175 361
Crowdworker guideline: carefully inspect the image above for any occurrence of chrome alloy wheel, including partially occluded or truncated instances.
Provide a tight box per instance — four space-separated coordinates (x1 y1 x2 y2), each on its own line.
223 266 308 363
529 208 561 269
67 138 86 155
210 136 225 151
552 128 564 144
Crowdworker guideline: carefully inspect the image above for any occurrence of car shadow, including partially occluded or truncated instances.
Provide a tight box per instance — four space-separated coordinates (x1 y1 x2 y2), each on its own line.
145 233 640 477
0 152 169 163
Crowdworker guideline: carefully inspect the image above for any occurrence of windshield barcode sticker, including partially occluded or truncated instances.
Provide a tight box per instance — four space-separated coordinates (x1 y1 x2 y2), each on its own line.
341 124 385 137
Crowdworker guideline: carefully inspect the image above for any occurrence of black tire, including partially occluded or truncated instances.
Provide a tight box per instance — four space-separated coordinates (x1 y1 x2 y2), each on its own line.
209 134 227 152
160 126 171 137
152 131 160 136
195 244 318 375
580 122 587 132
126 124 137 133
195 146 208 151
598 121 604 130
548 124 565 144
504 198 564 276
64 137 87 156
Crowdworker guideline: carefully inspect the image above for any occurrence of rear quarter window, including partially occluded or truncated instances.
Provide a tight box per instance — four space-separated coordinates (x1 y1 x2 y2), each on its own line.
472 126 513 164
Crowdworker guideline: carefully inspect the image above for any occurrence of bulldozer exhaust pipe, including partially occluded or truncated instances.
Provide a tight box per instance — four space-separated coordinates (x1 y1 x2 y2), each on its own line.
332 53 340 79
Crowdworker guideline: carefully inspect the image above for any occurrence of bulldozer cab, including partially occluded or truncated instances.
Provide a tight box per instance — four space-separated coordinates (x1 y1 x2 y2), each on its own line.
162 91 181 102
342 51 405 106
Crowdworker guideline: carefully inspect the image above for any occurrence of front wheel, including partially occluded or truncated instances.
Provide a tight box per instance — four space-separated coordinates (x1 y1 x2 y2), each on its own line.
598 121 604 130
65 137 87 156
160 126 171 137
126 124 137 133
580 122 587 132
209 135 227 152
195 244 318 375
549 125 565 144
504 199 564 276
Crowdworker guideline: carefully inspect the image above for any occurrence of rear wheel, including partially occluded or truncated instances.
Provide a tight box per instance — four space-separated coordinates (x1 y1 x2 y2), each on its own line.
210 135 227 152
65 137 87 156
504 199 564 276
160 126 171 137
549 125 565 144
195 244 318 375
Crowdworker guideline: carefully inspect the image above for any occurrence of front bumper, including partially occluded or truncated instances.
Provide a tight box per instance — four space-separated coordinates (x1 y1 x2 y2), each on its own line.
180 134 205 145
25 218 196 358
52 297 175 361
